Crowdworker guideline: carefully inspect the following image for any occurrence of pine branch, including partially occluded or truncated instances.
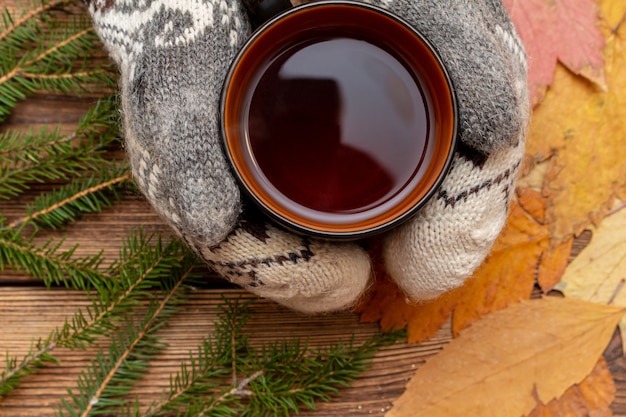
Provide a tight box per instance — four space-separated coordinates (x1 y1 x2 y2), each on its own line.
0 126 97 199
0 97 120 200
0 228 105 289
147 298 406 417
238 332 405 417
144 299 254 416
0 0 74 45
57 256 199 417
59 234 189 350
0 232 190 399
9 167 132 230
0 0 116 120
0 337 59 398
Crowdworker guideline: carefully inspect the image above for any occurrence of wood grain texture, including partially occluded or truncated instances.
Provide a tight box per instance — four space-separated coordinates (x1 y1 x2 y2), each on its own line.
0 288 451 416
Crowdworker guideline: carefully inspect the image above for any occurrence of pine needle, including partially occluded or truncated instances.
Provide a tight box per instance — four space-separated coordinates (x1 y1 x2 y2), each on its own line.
0 0 74 45
0 232 193 399
0 97 120 201
146 298 406 417
9 167 132 230
0 0 115 121
0 228 105 289
57 256 199 417
0 337 59 398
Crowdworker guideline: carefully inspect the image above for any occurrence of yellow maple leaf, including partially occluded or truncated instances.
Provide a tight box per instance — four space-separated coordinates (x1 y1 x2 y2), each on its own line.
385 297 624 417
524 0 626 242
525 358 615 417
556 206 626 348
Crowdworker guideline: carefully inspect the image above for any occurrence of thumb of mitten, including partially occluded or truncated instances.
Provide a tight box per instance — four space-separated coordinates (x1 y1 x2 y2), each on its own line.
85 0 248 247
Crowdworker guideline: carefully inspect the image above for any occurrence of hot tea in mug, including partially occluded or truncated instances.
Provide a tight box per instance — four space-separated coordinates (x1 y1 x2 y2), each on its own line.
221 0 458 239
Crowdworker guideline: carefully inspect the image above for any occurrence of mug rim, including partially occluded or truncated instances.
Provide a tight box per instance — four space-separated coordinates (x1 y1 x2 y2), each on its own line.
220 0 458 240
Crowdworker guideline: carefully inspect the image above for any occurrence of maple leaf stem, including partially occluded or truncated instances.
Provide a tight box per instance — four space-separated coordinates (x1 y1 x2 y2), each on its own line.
608 279 626 305
606 201 626 218
611 12 626 34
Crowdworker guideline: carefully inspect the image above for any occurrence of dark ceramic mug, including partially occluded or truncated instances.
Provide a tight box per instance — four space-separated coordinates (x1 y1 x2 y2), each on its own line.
221 0 458 240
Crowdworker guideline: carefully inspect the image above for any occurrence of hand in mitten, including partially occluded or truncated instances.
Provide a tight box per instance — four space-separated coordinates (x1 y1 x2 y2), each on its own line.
85 0 528 313
376 0 530 299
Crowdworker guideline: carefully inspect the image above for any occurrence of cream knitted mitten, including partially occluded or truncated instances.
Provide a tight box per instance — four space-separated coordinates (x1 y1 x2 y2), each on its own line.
375 0 530 299
85 0 528 312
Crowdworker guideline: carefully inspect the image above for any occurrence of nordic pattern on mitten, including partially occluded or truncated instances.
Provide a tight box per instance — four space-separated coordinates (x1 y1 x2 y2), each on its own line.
381 0 530 300
383 139 526 300
86 0 247 247
200 211 372 314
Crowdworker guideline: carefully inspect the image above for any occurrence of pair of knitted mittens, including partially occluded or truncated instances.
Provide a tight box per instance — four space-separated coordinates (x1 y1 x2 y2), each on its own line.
85 0 529 313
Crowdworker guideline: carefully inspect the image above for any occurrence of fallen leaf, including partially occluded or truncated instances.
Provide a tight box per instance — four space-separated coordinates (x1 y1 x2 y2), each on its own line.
355 240 459 343
357 196 572 341
555 206 626 349
525 358 615 417
538 237 574 292
523 0 626 242
449 201 545 334
503 0 606 107
386 297 624 417
517 187 549 224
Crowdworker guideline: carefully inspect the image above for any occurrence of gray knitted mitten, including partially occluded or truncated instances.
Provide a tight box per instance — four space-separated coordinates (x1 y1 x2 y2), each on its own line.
85 0 528 312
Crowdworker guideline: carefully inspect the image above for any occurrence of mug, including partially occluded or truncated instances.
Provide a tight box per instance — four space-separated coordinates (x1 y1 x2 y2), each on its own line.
221 0 458 240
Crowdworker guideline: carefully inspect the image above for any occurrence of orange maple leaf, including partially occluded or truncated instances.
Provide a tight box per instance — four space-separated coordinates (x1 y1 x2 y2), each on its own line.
357 192 572 342
386 297 624 417
525 358 615 417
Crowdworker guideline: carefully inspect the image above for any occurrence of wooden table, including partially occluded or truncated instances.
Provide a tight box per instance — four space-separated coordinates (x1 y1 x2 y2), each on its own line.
2 4 626 416
0 92 455 416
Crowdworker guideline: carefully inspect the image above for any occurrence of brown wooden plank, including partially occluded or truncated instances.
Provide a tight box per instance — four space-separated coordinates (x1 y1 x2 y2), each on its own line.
0 287 450 416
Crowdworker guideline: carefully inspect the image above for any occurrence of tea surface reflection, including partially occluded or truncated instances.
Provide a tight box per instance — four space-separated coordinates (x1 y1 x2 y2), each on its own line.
246 37 430 215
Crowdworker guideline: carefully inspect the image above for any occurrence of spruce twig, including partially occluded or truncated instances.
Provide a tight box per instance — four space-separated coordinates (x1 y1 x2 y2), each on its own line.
144 299 253 416
57 256 199 417
61 235 189 349
0 338 59 398
0 0 115 120
0 228 105 289
146 298 406 417
0 0 74 44
0 233 189 398
8 168 132 230
0 97 120 201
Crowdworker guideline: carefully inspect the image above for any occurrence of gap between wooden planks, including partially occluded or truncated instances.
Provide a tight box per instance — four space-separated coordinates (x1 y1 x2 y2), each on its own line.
0 288 450 416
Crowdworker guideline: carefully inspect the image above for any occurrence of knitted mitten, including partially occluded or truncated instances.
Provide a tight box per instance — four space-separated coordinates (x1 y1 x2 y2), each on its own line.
85 0 528 311
84 0 371 313
371 0 530 300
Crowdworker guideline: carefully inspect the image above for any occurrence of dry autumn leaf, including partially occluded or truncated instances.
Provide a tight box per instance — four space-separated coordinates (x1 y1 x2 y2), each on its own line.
502 0 606 107
523 0 626 242
556 206 626 349
385 297 624 417
357 194 572 342
525 358 615 417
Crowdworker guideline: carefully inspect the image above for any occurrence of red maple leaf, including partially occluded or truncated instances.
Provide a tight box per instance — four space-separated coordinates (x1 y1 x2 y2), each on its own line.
503 0 606 107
